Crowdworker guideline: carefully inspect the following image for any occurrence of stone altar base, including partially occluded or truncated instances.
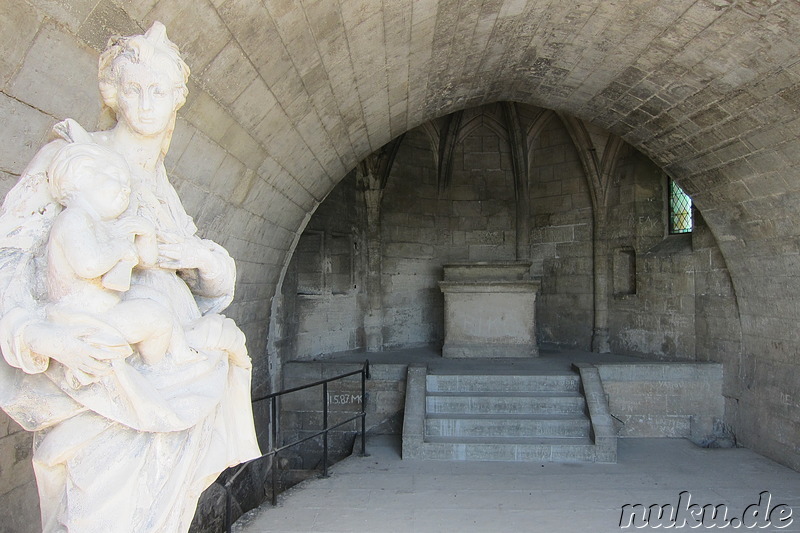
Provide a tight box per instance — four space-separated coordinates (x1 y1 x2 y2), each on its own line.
438 262 540 358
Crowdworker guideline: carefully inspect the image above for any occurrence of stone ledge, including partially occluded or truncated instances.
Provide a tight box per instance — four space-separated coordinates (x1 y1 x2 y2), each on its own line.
572 362 618 463
442 342 538 358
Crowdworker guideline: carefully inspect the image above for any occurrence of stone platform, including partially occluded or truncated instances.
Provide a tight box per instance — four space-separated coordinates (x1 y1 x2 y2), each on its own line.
283 345 725 454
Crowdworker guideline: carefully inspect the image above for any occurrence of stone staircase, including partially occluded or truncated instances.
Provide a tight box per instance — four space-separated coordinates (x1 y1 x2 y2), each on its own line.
403 365 617 463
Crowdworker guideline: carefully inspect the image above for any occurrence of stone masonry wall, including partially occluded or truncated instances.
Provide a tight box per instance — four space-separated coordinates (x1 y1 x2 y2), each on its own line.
279 361 406 468
381 106 517 349
279 105 741 367
286 172 365 359
597 362 725 442
607 152 697 358
380 129 444 348
692 210 744 432
0 415 37 533
529 114 594 349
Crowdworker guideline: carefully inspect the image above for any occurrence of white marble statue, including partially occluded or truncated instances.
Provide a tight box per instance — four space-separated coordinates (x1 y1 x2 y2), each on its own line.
0 22 260 532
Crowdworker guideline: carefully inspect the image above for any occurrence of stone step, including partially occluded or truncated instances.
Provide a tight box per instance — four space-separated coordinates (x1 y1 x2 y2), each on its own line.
416 436 598 462
426 391 586 415
425 435 594 446
424 413 591 438
426 373 581 393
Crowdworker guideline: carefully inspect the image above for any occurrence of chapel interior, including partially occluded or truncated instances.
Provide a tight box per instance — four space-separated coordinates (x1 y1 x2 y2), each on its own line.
1 0 800 531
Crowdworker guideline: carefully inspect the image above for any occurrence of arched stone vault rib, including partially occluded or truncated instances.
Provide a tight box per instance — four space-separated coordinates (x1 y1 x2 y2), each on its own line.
525 109 557 154
551 114 611 212
356 136 406 192
558 113 622 354
356 137 405 353
419 122 441 174
458 109 510 143
501 102 531 261
436 110 464 193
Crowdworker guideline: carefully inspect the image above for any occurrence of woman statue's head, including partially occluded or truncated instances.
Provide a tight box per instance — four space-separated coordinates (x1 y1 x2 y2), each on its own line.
98 22 190 138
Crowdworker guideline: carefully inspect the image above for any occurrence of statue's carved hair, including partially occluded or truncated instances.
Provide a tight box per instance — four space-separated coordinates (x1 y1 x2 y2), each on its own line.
98 21 190 114
47 143 130 206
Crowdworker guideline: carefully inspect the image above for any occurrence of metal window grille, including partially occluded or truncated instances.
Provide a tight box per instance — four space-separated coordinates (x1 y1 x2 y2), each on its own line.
669 179 692 234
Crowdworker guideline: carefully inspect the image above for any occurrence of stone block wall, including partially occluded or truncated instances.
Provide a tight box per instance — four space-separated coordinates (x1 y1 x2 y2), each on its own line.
276 104 741 367
597 363 725 443
691 211 744 401
278 172 365 360
294 294 362 357
279 362 406 467
0 413 38 532
529 115 595 348
380 107 517 348
606 152 696 358
382 134 468 345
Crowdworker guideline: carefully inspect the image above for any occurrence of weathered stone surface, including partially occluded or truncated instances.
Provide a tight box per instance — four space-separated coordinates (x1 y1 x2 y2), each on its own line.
7 24 100 126
0 93 54 175
77 0 140 51
0 1 41 88
0 479 39 533
597 362 724 442
440 263 540 358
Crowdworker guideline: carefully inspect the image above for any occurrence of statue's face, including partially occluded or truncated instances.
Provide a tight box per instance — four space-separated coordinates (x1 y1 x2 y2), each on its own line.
82 162 131 219
115 59 179 138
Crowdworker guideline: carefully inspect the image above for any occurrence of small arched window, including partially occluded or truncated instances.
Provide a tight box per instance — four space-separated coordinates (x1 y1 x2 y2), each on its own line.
669 179 692 234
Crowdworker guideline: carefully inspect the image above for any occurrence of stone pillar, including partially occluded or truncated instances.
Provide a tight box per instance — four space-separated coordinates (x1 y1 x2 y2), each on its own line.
592 210 611 353
356 138 404 352
558 114 623 354
362 185 384 351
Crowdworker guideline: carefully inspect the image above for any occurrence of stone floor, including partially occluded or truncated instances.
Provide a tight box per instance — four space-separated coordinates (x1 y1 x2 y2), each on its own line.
234 434 800 533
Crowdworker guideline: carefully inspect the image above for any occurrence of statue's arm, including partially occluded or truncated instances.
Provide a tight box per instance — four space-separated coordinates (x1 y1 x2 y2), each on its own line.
0 299 115 383
0 307 50 374
156 173 236 312
191 238 236 306
160 236 236 312
52 211 135 279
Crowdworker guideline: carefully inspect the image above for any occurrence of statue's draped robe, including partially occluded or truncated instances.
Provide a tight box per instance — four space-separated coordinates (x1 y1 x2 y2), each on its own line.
0 124 260 532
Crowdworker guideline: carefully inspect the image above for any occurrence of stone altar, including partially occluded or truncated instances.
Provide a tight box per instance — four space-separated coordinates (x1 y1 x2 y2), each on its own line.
0 23 260 533
439 261 540 358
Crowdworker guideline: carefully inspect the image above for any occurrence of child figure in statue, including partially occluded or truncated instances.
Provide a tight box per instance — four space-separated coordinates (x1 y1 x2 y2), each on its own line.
46 140 192 385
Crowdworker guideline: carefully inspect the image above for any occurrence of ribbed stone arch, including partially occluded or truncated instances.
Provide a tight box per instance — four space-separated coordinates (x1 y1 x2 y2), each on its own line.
2 0 800 475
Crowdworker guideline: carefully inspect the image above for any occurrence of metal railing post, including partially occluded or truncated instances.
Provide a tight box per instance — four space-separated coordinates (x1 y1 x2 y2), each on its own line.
223 359 370 525
322 381 329 478
360 360 367 456
271 396 278 506
225 486 232 533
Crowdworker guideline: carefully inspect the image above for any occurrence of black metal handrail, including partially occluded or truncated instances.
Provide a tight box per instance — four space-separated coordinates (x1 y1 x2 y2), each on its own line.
223 360 370 532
